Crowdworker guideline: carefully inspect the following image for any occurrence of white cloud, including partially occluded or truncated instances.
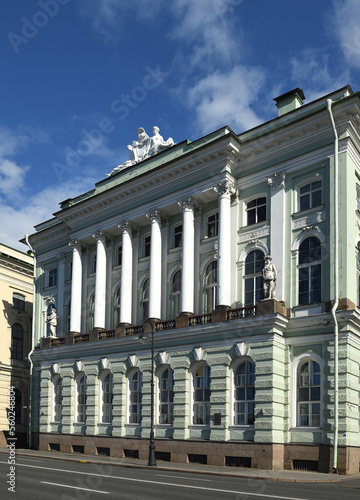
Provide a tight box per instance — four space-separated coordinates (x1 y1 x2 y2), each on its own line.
0 176 98 252
187 65 265 134
331 0 360 69
0 159 30 196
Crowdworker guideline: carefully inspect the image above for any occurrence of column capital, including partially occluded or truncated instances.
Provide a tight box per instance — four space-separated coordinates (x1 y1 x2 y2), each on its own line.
267 170 286 190
214 179 237 198
146 208 163 224
68 239 84 251
118 220 138 236
92 230 106 243
56 251 66 263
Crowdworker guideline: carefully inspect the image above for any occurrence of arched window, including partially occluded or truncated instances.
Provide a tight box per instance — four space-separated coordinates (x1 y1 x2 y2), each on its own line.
297 360 321 427
244 250 264 306
193 365 211 425
114 287 121 326
11 323 23 360
76 374 86 423
205 261 217 313
141 279 149 322
171 270 181 318
14 389 22 424
101 373 113 424
53 376 62 423
234 361 255 425
159 368 174 424
129 371 142 424
298 237 321 305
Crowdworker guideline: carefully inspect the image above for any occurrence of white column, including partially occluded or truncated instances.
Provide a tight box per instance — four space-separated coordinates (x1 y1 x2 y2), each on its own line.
69 240 82 333
56 252 65 337
118 221 136 325
146 209 162 320
214 180 237 308
92 231 107 330
267 171 286 301
178 196 195 315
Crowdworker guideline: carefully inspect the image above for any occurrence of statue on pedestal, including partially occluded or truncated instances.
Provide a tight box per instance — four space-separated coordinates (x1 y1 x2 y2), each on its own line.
262 255 277 299
46 297 57 337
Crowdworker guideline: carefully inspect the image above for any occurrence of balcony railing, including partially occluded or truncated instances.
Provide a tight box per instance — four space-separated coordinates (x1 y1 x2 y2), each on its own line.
46 305 260 349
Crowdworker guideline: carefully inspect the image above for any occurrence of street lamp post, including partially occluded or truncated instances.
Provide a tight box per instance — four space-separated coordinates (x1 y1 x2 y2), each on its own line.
139 320 157 467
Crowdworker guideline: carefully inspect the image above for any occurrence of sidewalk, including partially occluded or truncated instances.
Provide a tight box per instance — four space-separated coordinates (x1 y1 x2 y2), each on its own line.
1 447 359 483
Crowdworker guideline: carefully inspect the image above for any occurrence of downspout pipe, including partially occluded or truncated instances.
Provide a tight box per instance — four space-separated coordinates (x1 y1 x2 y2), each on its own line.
326 99 339 473
25 235 36 450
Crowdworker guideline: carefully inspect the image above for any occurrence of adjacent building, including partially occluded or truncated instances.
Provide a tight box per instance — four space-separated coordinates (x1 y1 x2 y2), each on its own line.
25 86 360 473
0 244 33 447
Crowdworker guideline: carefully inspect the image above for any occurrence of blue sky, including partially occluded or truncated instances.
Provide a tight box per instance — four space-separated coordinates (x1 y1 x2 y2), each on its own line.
1 0 360 250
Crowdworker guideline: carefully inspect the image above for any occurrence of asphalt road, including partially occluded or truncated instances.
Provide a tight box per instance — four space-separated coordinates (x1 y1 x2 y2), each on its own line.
1 455 360 499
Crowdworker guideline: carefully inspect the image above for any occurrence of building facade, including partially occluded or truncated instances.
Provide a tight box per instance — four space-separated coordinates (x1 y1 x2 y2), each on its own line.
26 86 360 473
0 244 33 448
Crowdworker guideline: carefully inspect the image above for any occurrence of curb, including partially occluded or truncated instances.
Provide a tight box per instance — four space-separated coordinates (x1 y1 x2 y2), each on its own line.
1 448 357 483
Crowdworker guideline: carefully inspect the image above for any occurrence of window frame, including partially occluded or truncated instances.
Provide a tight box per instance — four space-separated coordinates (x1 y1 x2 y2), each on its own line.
143 234 151 258
11 323 24 361
296 177 322 213
128 370 142 425
243 250 265 306
13 293 25 311
172 223 183 249
298 236 322 306
100 372 113 425
48 267 58 288
52 375 62 423
233 360 256 426
204 260 218 313
158 366 174 425
245 196 267 226
205 211 219 238
296 359 322 428
170 269 181 318
192 364 211 426
75 373 86 424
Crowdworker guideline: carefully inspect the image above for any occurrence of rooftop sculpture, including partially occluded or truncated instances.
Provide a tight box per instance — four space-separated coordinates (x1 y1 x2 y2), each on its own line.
107 126 174 177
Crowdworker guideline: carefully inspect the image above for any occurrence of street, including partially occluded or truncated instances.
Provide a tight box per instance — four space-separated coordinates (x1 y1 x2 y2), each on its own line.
0 454 360 499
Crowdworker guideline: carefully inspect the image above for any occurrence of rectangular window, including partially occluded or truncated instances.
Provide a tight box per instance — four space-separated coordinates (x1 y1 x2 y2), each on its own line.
299 181 322 211
13 293 25 311
144 235 151 258
173 224 182 248
48 268 57 287
207 213 219 238
246 198 266 226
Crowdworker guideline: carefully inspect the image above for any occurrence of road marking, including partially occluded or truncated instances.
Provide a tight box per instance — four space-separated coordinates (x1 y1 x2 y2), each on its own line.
156 473 212 482
41 481 109 494
0 461 311 500
18 458 43 462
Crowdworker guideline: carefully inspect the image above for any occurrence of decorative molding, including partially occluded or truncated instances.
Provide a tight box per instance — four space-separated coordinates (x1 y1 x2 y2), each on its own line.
156 351 169 365
292 211 326 230
192 347 205 361
100 357 109 370
234 342 247 357
238 225 270 243
75 360 84 373
127 354 138 367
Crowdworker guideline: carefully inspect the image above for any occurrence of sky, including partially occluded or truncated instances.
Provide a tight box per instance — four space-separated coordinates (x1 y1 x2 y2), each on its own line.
1 0 360 251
